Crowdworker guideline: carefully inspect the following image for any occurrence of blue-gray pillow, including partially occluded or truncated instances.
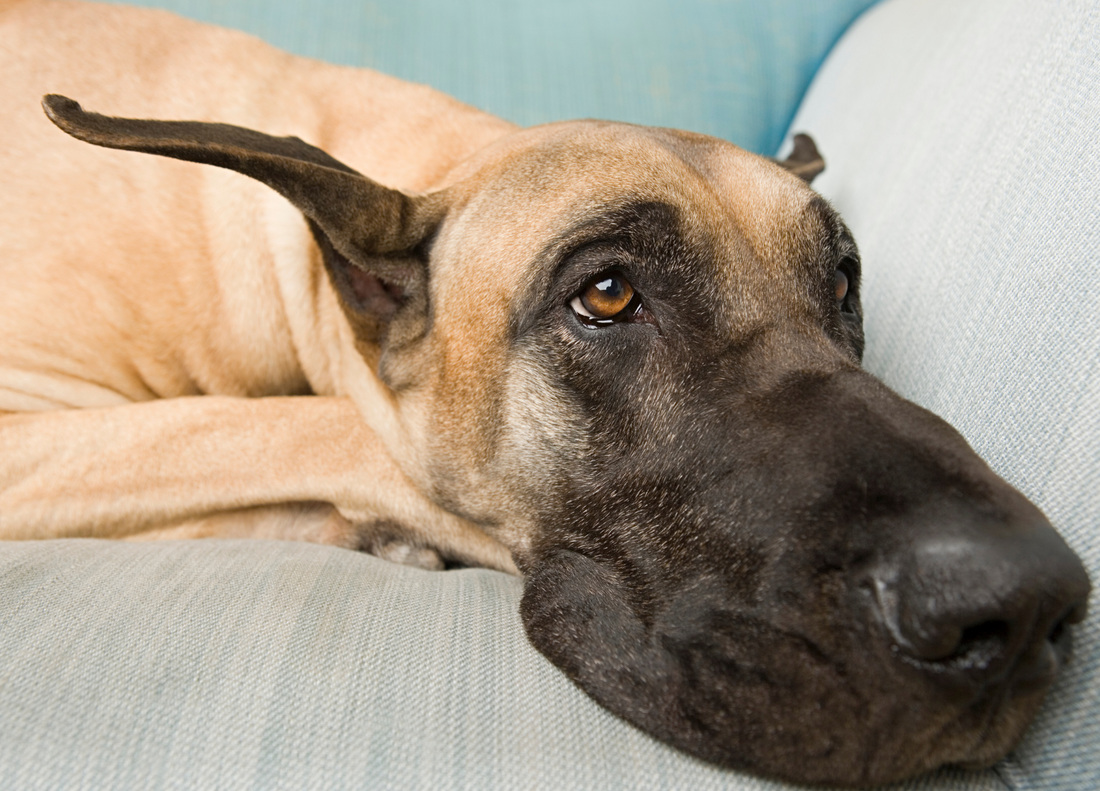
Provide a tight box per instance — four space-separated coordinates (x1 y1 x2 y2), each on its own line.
788 0 1100 788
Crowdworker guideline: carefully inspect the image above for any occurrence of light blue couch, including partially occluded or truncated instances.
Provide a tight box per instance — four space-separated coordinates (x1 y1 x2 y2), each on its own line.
1 1 1096 789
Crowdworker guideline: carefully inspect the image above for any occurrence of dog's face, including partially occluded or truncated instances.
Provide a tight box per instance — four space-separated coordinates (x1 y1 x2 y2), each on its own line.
46 98 1090 787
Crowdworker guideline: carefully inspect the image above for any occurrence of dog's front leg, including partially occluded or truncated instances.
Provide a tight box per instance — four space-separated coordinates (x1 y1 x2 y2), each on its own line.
0 396 517 573
125 503 455 571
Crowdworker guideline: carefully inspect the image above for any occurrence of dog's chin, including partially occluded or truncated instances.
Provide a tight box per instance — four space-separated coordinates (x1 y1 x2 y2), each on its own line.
519 549 1056 788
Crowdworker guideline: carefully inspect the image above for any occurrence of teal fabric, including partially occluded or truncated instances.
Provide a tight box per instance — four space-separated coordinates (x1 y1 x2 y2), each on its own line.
788 0 1100 788
110 0 880 155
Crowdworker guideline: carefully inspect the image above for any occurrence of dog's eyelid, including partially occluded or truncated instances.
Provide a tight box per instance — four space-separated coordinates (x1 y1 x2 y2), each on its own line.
835 256 859 286
556 252 635 299
564 243 632 275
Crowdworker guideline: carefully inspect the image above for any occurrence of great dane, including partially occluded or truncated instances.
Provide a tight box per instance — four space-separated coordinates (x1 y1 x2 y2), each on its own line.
0 0 1090 786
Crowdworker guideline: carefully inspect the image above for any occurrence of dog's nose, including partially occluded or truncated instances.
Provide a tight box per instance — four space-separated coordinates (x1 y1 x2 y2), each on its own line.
872 514 1090 685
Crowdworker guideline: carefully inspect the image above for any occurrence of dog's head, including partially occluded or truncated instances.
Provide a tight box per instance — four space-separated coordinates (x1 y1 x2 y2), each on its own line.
44 96 1090 787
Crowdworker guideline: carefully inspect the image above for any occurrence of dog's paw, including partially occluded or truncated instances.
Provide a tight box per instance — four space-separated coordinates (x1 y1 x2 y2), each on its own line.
366 539 446 571
357 521 446 571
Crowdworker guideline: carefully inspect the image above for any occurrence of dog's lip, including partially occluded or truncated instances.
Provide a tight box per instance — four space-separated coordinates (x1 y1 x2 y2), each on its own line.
1008 641 1061 692
1009 610 1078 693
1064 599 1089 625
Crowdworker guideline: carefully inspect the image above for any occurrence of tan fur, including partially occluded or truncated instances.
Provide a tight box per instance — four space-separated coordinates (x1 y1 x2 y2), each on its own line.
0 0 818 574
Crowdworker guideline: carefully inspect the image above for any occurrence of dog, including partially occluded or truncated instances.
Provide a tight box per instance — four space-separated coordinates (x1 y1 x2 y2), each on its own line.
0 1 1090 786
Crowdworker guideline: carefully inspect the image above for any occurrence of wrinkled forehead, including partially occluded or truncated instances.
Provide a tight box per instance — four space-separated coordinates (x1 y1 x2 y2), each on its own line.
429 121 832 331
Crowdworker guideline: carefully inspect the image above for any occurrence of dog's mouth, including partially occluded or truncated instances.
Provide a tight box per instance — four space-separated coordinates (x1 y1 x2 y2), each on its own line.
519 544 1087 787
906 605 1088 772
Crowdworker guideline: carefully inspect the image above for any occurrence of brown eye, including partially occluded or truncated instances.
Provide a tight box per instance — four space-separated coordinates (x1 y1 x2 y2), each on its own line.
573 273 635 320
834 268 849 302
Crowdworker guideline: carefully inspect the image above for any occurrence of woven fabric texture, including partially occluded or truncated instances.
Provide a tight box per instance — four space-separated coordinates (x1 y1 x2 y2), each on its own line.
788 0 1100 788
110 0 879 156
0 539 1008 791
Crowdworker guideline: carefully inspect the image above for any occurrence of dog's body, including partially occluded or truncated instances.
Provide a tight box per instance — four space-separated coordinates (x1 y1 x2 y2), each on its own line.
0 0 521 568
0 1 1090 786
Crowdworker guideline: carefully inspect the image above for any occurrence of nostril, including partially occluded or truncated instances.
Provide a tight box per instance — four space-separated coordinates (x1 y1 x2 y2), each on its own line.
946 620 1011 670
1048 617 1067 647
957 620 1010 652
871 571 1014 666
886 616 1012 674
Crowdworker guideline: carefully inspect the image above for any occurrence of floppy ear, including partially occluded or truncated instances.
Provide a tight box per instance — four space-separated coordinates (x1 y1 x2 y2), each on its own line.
775 133 825 184
42 94 444 339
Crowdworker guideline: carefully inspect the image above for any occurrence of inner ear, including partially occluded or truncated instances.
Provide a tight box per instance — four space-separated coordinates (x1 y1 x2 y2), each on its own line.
308 220 422 340
42 94 447 336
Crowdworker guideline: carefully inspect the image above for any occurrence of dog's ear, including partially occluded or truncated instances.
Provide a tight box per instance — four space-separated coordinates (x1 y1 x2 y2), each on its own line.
42 94 443 340
775 133 825 184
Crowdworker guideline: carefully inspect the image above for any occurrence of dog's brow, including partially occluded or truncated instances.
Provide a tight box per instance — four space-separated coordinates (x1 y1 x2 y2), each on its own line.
558 200 680 255
807 196 851 246
508 200 682 340
800 195 858 272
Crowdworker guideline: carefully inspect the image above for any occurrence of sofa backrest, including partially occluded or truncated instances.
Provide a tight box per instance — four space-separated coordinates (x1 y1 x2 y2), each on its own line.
788 1 1099 787
114 0 880 155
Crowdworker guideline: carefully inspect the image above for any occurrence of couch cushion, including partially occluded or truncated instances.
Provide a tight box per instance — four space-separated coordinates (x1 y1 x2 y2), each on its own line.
786 0 1100 788
0 538 1010 790
112 0 878 155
